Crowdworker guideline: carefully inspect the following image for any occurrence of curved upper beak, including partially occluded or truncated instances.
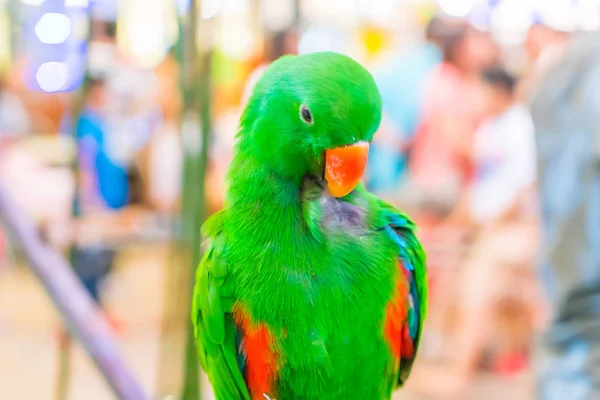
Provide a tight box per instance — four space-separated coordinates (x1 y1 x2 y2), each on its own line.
324 141 369 198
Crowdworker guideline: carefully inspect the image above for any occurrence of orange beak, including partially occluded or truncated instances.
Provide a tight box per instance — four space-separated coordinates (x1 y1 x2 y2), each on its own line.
324 141 369 198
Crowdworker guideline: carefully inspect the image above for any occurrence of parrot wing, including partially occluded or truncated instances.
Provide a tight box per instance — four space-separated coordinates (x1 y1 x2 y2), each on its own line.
191 210 251 400
375 198 428 387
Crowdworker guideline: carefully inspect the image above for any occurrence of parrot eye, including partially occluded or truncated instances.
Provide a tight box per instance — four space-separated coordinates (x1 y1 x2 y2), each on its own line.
299 105 313 125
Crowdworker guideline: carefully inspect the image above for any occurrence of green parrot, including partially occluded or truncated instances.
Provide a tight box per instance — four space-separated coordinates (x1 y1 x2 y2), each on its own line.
192 51 427 400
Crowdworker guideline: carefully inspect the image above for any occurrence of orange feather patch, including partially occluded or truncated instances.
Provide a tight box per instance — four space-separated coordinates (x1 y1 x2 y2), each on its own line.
384 261 411 360
233 303 280 399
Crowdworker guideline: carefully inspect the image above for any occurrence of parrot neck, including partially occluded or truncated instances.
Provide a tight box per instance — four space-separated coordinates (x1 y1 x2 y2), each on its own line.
227 152 305 214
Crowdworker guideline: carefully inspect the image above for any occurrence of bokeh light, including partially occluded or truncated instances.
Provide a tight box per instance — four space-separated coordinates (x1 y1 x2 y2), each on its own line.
19 0 45 6
201 0 221 19
261 0 296 31
117 0 177 68
218 21 256 60
490 0 533 45
34 13 72 45
573 0 600 31
298 28 334 54
35 61 68 93
64 0 88 7
537 0 575 31
438 0 475 17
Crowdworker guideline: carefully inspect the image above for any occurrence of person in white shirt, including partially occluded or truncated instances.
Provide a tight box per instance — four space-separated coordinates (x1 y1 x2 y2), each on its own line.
470 67 537 224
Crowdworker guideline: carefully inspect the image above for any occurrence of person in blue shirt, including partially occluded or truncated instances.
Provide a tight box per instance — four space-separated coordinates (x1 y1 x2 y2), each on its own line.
68 78 128 331
75 78 129 211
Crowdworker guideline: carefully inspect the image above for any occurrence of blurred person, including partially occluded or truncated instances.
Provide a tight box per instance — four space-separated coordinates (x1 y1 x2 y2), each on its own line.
71 77 128 332
75 78 129 211
530 32 600 400
366 16 456 194
517 23 570 102
526 23 569 69
398 25 496 225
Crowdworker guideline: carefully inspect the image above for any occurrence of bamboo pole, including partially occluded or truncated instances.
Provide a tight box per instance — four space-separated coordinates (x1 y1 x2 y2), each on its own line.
156 1 198 396
179 0 213 398
55 329 72 400
156 0 212 397
0 183 149 400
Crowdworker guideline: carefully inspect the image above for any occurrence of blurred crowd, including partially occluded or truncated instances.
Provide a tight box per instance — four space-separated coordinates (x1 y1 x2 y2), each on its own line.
0 4 599 399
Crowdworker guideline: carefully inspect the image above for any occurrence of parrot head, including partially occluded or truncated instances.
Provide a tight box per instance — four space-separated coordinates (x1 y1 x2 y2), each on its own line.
238 51 382 198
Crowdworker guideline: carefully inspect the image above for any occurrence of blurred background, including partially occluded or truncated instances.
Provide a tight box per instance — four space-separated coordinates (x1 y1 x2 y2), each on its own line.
0 0 597 399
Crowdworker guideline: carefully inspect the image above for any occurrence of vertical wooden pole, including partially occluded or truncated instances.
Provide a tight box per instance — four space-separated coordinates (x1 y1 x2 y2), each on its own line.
155 0 215 397
155 5 187 396
179 2 200 399
179 0 213 398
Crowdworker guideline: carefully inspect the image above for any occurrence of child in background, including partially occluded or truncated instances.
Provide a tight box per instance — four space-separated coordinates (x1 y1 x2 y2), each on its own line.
469 67 537 225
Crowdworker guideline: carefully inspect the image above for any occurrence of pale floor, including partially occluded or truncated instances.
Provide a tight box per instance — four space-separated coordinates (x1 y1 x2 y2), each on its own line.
0 244 532 400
